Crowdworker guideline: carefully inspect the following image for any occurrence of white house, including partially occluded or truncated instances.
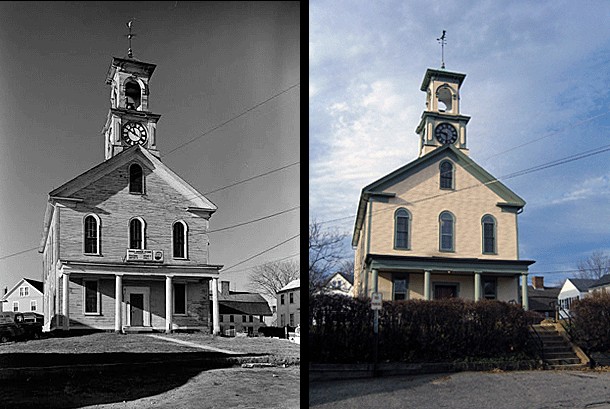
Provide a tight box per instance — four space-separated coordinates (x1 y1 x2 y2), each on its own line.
324 272 353 296
1 278 44 313
588 275 610 294
557 278 596 317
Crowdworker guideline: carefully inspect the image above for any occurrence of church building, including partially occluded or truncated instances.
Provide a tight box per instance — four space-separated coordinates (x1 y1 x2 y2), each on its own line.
39 41 222 333
352 67 535 308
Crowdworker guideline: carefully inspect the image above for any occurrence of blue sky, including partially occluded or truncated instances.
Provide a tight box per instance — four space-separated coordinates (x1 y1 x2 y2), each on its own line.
310 0 610 286
0 2 300 295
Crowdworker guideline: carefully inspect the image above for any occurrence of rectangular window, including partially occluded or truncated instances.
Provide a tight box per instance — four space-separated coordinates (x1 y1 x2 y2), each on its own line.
242 315 246 322
289 292 294 304
259 315 263 322
393 275 408 301
20 287 29 297
229 315 234 322
249 315 253 323
219 315 223 322
289 313 294 327
483 224 495 253
84 280 99 314
30 300 37 311
280 294 285 305
173 283 186 315
280 314 285 326
482 277 497 300
13 301 18 312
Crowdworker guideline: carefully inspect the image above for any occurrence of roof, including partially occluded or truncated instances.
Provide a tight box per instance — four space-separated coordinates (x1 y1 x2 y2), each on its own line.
528 286 561 312
351 144 526 246
420 68 466 91
1 278 44 301
39 145 217 252
568 278 597 292
324 272 354 286
589 274 610 289
278 279 300 293
212 292 272 316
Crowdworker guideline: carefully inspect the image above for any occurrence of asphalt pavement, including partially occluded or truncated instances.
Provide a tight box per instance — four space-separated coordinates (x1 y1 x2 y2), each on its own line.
310 369 610 408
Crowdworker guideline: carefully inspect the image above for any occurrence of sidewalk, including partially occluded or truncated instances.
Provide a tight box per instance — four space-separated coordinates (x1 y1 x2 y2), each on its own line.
147 334 242 355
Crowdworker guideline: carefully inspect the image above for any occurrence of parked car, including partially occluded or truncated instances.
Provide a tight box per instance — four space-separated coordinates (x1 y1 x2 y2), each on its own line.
0 312 42 341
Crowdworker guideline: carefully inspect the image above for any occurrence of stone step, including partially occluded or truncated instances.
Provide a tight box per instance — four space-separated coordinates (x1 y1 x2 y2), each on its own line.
544 351 579 359
547 363 588 370
544 357 582 365
544 346 574 353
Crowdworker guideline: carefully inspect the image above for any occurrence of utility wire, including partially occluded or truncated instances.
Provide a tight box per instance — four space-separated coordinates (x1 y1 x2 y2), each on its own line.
203 161 300 196
162 82 300 158
221 252 300 275
0 246 39 261
221 233 300 272
207 206 300 233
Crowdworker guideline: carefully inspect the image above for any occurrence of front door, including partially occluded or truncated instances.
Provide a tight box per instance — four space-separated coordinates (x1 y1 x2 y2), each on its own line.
130 293 144 326
434 284 458 299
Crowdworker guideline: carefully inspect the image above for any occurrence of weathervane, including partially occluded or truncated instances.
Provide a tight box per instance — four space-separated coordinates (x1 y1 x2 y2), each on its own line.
437 30 447 69
126 19 136 58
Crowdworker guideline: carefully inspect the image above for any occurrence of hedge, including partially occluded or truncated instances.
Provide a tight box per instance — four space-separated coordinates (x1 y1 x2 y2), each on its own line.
309 293 538 363
570 291 610 353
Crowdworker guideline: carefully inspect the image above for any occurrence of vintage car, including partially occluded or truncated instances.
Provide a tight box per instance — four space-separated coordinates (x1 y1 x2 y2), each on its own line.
0 312 42 342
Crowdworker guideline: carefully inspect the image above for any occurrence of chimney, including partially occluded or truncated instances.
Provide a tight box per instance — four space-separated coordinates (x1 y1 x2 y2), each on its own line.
532 276 544 290
221 281 230 295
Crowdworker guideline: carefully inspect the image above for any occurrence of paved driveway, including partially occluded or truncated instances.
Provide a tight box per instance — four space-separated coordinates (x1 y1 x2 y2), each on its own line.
310 370 610 409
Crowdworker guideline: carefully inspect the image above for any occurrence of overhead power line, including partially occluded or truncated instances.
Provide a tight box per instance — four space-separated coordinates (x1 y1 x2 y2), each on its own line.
221 252 300 275
162 82 300 158
208 206 300 233
221 233 300 273
0 246 39 261
203 161 300 196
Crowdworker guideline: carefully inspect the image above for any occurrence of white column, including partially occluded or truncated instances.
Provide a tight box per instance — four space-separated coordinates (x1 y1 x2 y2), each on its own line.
62 273 70 331
424 270 431 300
212 277 220 335
521 273 529 311
115 275 123 333
474 271 482 302
165 275 173 333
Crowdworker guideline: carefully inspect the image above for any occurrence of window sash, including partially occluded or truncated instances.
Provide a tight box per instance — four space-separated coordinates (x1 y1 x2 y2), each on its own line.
129 164 143 193
395 215 409 249
440 162 453 189
393 278 408 301
482 278 497 300
129 219 143 249
173 283 186 315
173 222 186 258
84 216 98 253
483 222 495 253
440 215 454 251
84 281 98 313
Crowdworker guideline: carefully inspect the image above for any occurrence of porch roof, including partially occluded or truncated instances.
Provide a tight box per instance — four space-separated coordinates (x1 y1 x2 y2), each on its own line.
58 259 222 278
365 254 535 275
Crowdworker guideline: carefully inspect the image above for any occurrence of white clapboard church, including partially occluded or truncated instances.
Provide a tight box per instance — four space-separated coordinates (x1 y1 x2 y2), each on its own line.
39 32 222 333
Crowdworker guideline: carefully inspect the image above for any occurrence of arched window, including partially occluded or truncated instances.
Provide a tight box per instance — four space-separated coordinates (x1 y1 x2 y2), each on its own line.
125 80 141 110
482 215 496 254
440 161 453 189
84 214 100 254
129 218 145 249
394 208 410 250
129 163 143 194
439 211 455 252
173 221 188 258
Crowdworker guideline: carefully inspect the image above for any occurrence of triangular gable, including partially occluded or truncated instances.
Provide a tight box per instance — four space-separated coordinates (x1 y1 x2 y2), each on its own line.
352 145 526 246
1 278 44 301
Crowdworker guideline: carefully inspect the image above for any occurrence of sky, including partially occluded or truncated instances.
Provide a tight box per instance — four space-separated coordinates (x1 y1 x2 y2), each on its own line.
0 1 300 295
310 0 610 287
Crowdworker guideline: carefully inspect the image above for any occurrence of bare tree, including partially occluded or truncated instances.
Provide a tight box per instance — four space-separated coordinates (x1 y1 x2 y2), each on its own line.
338 259 354 283
576 250 610 280
309 219 348 293
249 259 300 299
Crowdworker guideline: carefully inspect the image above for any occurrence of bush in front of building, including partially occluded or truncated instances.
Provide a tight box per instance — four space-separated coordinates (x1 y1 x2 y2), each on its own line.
309 293 535 363
570 291 610 353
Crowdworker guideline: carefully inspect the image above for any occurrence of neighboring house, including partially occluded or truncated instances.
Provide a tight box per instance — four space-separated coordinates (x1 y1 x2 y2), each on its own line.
277 279 300 327
324 272 353 296
527 276 560 318
210 281 272 336
557 278 597 317
1 278 44 313
352 67 535 307
588 274 610 294
39 53 223 333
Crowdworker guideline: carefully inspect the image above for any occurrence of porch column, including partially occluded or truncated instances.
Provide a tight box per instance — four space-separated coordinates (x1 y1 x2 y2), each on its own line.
424 270 431 300
212 277 220 335
62 272 70 331
165 275 173 334
115 274 123 333
521 273 529 311
474 271 482 301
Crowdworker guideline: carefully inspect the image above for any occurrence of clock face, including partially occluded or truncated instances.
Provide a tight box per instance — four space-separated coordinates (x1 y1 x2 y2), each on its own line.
122 122 148 146
435 123 458 145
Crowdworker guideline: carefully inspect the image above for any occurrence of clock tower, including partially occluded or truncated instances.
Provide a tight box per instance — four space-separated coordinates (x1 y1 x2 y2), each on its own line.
102 56 161 160
415 68 471 157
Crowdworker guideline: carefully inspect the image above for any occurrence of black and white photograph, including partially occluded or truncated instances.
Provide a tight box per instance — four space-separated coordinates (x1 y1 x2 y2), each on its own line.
0 2 300 407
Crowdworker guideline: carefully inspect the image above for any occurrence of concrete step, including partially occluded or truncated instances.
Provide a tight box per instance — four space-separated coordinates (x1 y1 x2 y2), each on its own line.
544 352 579 359
544 346 574 353
547 363 588 370
544 357 582 365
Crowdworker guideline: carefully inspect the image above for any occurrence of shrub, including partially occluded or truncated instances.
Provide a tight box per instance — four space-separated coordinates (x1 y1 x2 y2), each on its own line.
309 294 534 363
570 291 610 353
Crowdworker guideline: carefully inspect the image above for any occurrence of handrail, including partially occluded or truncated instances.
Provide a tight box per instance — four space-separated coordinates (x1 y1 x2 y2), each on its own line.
555 304 574 341
528 324 545 362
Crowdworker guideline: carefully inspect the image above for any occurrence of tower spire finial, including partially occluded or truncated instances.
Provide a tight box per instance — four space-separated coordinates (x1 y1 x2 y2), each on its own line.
437 30 447 69
126 19 136 59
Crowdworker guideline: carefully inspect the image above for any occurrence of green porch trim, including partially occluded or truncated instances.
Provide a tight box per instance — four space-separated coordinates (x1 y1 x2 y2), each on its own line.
365 254 535 275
